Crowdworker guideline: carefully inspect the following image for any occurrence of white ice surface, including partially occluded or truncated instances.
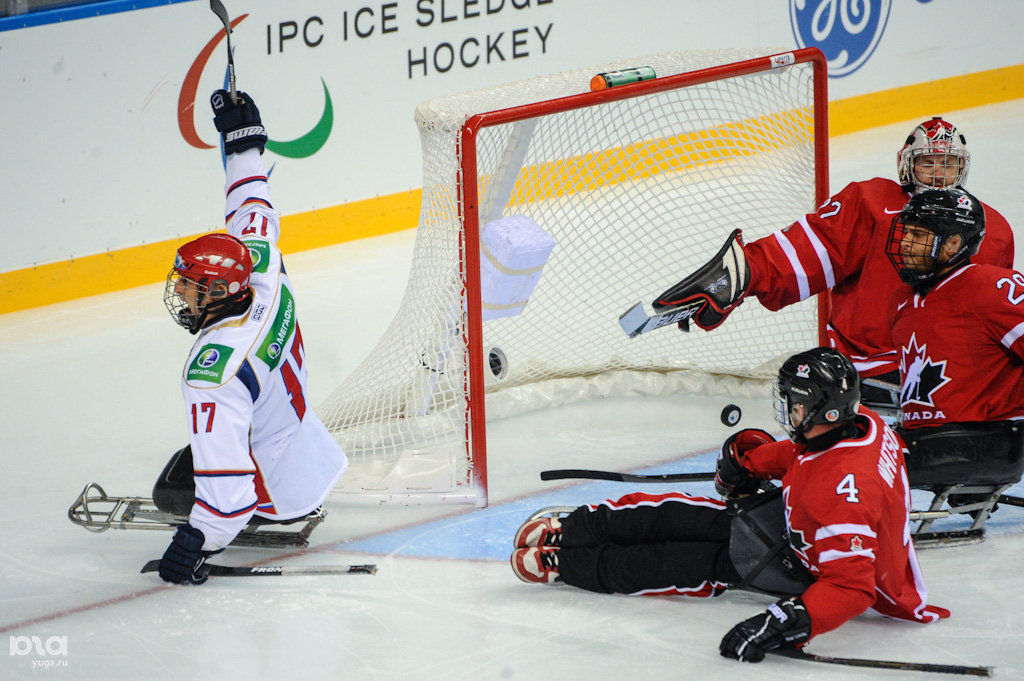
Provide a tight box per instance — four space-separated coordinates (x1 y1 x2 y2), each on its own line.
3 101 1024 680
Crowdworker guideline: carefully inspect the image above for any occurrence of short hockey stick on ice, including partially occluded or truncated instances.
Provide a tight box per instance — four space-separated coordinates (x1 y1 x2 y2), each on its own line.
769 647 993 677
540 469 715 483
209 0 237 103
141 560 377 576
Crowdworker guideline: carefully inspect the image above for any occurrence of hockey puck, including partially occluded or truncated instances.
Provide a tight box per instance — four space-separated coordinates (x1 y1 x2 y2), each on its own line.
488 347 508 380
721 404 742 427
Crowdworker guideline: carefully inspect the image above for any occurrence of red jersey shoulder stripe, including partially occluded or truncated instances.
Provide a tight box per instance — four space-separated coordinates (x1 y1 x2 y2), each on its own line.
796 217 836 288
1001 321 1024 349
814 523 877 540
772 230 810 300
818 547 875 563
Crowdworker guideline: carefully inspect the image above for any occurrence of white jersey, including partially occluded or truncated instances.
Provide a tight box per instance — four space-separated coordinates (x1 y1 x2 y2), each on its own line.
181 149 347 551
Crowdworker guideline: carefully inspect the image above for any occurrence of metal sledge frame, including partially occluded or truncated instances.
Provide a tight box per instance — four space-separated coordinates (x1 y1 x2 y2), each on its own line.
910 482 1021 547
68 482 325 548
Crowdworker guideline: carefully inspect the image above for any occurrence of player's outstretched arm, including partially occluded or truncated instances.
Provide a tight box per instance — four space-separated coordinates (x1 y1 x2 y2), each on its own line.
653 229 750 331
211 89 281 246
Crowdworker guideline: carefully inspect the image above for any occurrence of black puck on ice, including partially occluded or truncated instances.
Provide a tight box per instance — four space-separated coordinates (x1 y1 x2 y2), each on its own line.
721 404 742 427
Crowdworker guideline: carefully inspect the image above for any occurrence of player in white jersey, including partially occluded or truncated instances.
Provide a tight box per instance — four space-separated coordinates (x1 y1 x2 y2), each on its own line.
155 89 347 584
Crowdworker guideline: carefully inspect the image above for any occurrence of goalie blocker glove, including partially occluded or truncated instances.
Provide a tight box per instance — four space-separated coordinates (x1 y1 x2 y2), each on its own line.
715 428 774 498
720 596 812 662
653 229 750 331
211 90 268 155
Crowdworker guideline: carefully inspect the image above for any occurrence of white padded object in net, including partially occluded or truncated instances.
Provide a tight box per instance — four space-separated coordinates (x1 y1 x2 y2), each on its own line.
320 48 826 505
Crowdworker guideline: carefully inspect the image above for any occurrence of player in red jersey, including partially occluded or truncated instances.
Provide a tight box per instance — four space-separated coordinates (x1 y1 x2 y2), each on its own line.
510 348 948 662
886 187 1024 508
653 117 1013 414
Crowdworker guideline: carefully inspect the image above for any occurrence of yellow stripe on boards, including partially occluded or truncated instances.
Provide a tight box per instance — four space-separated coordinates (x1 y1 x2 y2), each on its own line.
503 111 813 205
0 189 421 315
2 63 1022 315
831 63 1024 137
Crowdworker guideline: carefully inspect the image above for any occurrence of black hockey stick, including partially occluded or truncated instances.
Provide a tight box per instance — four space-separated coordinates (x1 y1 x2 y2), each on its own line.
997 493 1024 507
540 469 715 483
209 0 237 104
141 560 377 576
769 647 993 677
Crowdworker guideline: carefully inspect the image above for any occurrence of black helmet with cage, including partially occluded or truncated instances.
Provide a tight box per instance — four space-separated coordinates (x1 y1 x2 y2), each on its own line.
774 348 860 443
885 187 986 292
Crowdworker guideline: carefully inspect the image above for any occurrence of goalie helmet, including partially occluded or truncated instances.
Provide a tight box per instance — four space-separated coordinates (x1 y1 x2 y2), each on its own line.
164 233 253 334
885 187 985 291
897 117 970 193
774 348 860 443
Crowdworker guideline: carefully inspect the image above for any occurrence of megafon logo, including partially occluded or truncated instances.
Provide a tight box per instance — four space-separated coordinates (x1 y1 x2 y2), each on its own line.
178 14 333 158
789 0 892 78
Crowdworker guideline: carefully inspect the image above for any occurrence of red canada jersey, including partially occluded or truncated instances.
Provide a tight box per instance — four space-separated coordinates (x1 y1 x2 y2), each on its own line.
891 264 1024 428
744 178 1014 377
743 407 949 639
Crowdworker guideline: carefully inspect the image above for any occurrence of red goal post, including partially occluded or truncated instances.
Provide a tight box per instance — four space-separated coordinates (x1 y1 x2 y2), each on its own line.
321 47 830 507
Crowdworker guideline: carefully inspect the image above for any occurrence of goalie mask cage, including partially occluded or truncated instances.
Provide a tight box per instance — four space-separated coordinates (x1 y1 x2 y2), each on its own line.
321 47 829 506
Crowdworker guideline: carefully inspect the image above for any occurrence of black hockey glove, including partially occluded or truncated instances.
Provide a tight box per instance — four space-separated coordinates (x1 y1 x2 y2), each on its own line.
719 596 812 662
211 89 267 155
715 428 773 498
158 524 213 585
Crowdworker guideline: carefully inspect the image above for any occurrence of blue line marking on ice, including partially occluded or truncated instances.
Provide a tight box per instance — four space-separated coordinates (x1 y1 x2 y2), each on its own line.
340 449 721 562
338 448 1024 562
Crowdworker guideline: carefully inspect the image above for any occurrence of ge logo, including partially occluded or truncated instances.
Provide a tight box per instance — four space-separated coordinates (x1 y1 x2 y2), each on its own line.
788 0 892 77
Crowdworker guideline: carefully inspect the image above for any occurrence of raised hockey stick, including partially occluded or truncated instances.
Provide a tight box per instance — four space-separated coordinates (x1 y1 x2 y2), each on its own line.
769 647 993 677
209 0 237 104
141 560 377 576
540 469 715 483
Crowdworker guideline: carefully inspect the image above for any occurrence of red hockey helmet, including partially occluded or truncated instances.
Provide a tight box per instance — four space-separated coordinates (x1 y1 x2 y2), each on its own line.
164 233 253 333
897 117 970 192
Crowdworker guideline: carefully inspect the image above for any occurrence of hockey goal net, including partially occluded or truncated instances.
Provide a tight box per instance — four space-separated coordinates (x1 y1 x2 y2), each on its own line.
320 47 828 506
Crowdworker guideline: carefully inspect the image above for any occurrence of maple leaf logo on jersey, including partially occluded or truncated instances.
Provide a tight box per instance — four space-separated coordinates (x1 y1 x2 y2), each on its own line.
850 536 863 551
899 333 952 408
782 487 813 567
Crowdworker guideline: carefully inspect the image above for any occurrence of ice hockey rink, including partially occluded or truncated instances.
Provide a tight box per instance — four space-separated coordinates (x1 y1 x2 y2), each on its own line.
4 100 1024 680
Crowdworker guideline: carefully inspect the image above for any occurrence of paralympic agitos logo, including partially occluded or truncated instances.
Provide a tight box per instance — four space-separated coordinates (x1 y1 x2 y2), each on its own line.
178 14 333 158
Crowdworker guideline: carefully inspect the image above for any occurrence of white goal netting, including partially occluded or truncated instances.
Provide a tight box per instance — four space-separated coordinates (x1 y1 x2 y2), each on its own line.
320 48 826 504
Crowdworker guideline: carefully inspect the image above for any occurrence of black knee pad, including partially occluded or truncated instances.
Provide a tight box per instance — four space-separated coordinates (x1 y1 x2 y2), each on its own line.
152 445 196 516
